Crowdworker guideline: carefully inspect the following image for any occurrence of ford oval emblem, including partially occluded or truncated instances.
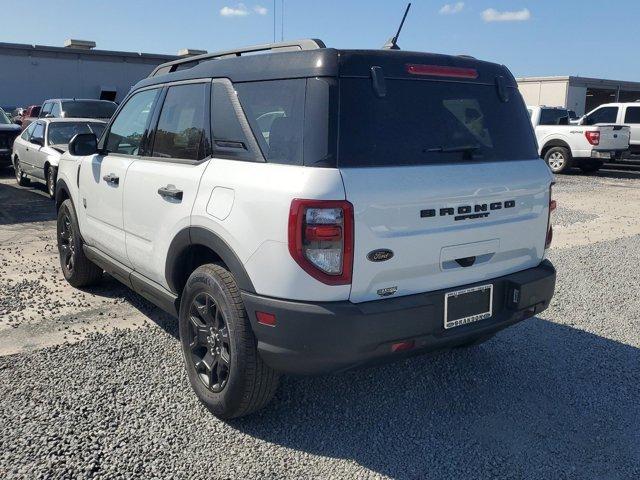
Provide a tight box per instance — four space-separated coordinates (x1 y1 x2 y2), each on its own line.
367 249 394 262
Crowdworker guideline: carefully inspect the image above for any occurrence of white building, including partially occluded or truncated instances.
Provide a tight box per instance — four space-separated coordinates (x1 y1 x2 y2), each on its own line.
517 76 640 116
0 40 204 109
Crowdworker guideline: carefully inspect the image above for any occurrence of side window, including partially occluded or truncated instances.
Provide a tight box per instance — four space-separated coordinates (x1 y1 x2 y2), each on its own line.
624 107 640 124
211 82 253 160
21 122 36 140
51 102 62 118
105 88 160 155
31 123 45 144
151 83 210 161
584 107 618 125
40 102 52 118
235 79 305 166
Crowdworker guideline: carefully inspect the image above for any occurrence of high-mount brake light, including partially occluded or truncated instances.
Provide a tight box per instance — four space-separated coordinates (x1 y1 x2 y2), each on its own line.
288 199 354 285
405 64 479 79
585 131 600 146
545 186 556 249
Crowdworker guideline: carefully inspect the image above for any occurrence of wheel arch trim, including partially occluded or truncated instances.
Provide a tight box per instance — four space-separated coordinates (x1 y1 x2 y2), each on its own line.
165 226 256 295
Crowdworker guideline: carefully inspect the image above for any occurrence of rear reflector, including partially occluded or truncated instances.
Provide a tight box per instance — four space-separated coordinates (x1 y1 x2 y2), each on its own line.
406 64 479 79
391 340 415 352
256 311 277 327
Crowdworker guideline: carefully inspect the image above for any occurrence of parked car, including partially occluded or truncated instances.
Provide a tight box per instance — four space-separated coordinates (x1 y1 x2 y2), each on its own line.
55 39 557 418
0 108 22 168
14 105 41 129
527 105 630 173
579 102 640 156
12 118 106 197
39 99 117 120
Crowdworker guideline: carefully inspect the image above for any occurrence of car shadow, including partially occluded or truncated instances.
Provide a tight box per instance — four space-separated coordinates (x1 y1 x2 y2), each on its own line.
227 317 639 479
0 173 55 225
562 163 640 180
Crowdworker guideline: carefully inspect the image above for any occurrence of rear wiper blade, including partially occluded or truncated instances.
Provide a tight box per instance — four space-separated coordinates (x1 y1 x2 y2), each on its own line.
426 144 482 153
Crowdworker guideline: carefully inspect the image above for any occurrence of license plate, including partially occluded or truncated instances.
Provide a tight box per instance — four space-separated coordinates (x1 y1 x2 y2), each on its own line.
593 151 611 159
444 284 493 329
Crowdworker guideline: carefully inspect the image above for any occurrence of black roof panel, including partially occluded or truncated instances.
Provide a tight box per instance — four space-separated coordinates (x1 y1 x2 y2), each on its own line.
132 48 514 91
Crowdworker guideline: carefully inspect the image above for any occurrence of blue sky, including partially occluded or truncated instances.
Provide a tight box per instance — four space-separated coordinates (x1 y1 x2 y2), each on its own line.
2 0 639 80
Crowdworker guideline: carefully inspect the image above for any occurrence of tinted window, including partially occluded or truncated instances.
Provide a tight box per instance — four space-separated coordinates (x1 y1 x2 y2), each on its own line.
62 100 117 119
30 106 41 117
624 107 640 124
106 89 160 155
152 83 210 161
211 82 252 160
47 122 106 146
339 78 538 167
40 102 52 117
235 79 305 166
0 109 9 124
31 123 45 143
21 122 36 140
539 108 570 125
51 102 62 118
584 107 618 125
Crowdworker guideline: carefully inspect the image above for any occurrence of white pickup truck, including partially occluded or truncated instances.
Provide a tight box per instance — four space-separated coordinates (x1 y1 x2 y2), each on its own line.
528 105 630 174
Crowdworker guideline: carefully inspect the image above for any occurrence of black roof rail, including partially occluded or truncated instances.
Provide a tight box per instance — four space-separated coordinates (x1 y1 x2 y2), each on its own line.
149 38 326 77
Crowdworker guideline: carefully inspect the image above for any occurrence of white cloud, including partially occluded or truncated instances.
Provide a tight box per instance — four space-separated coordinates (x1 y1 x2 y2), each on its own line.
439 2 465 15
481 8 531 22
253 5 268 15
220 4 250 17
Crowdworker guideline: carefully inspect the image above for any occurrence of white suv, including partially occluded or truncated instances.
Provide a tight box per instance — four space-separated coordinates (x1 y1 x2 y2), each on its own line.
55 40 557 418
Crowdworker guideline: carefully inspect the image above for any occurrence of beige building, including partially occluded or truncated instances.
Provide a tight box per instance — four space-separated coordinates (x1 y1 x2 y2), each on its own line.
517 76 640 116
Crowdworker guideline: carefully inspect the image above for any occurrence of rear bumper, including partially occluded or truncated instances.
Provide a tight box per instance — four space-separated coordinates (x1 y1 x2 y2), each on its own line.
242 260 556 375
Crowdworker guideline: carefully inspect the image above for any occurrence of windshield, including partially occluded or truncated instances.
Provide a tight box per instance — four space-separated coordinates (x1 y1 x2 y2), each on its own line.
61 101 117 119
338 78 538 167
539 108 570 125
0 109 10 124
47 122 106 145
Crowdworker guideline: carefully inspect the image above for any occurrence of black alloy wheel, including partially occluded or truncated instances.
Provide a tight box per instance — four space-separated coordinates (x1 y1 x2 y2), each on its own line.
58 210 75 274
187 292 232 393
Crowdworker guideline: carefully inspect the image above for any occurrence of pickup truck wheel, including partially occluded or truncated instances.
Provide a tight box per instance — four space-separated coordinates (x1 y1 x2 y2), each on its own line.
46 166 57 198
179 264 280 419
544 147 572 174
14 157 30 186
57 199 103 287
579 161 603 173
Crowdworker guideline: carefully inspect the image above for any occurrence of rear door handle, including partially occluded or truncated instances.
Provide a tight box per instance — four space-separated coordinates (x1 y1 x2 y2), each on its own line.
103 173 119 185
157 184 183 201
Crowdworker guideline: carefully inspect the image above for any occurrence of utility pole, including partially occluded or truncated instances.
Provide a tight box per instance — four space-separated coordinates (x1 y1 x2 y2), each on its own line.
273 0 276 42
281 0 284 41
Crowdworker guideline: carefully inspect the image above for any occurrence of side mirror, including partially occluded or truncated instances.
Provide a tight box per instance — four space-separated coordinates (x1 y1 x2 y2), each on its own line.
45 113 54 119
69 133 98 156
31 136 44 147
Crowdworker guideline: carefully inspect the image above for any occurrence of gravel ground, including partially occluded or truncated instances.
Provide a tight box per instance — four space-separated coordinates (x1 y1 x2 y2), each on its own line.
1 170 639 479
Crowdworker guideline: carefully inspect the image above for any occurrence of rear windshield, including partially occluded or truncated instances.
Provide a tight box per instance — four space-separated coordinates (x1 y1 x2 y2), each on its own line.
48 122 105 145
338 78 538 167
62 101 117 119
539 108 570 125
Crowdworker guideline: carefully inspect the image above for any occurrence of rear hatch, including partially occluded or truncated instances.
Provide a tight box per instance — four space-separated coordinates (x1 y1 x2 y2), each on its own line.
594 125 630 151
336 51 553 303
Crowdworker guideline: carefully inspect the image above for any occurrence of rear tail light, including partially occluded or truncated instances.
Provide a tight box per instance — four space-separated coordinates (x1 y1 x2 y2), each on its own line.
545 186 556 249
288 199 354 285
585 131 600 146
406 64 479 79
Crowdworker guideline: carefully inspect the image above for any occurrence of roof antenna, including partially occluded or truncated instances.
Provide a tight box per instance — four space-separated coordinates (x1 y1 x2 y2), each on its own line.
383 3 411 50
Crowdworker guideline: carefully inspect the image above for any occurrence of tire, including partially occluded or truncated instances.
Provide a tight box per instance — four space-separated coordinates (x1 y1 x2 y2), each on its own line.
179 264 280 419
544 147 572 174
579 160 603 174
13 156 30 186
56 199 103 287
46 165 57 199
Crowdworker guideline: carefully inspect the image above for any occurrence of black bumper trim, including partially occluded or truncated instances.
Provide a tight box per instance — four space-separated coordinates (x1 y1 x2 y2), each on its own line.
242 261 556 375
